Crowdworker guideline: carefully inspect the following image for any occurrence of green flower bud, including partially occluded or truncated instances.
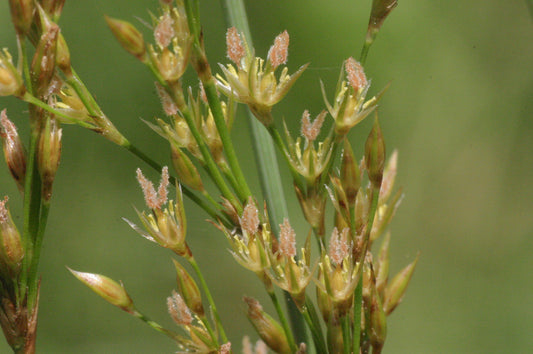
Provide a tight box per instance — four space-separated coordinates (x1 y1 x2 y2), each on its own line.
364 115 386 188
105 16 146 60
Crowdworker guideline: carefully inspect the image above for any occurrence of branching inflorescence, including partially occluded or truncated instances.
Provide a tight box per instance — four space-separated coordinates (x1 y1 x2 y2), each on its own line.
0 0 417 353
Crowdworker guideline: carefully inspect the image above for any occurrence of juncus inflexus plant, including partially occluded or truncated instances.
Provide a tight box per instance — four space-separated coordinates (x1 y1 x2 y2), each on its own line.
0 0 417 352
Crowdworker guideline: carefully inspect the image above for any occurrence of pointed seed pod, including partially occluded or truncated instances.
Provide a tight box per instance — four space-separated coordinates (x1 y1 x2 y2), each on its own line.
243 296 291 353
8 0 34 36
0 109 26 192
105 16 146 60
0 197 24 276
383 253 419 315
364 115 386 188
375 232 390 297
31 23 59 97
340 139 361 205
68 269 134 312
37 117 62 202
172 259 204 317
368 0 398 35
171 145 204 192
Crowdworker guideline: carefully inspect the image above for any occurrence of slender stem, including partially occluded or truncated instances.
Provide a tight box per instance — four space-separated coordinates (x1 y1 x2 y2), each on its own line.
131 309 180 341
267 290 298 352
66 68 103 117
352 280 363 353
303 296 328 353
220 0 308 344
188 257 228 343
27 201 50 311
184 0 252 202
341 313 352 354
171 88 242 213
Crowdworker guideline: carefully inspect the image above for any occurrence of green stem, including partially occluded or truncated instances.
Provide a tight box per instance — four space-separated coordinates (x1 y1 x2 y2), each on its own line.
220 0 308 344
184 0 252 202
303 296 328 353
26 201 50 311
267 290 298 352
352 280 363 353
188 257 228 343
171 88 242 213
131 309 180 341
66 68 104 117
341 313 352 354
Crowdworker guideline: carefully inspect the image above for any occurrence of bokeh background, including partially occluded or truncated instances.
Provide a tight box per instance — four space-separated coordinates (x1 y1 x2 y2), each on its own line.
0 0 532 353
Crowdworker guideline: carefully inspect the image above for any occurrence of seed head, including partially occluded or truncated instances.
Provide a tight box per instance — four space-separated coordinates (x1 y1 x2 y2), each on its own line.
226 27 245 68
267 30 289 69
345 57 367 92
167 290 192 325
279 218 296 258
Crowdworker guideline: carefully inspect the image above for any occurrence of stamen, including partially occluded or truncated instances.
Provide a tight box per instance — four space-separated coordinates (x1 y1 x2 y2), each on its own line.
268 30 289 69
279 218 296 258
301 110 326 141
226 27 245 68
345 57 367 92
154 12 174 48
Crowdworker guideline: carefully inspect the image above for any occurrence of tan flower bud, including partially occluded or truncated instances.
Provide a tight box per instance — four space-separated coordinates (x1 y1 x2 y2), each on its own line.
0 49 24 97
171 145 204 192
0 196 24 276
340 139 361 205
364 116 386 188
368 0 398 35
37 117 62 202
172 259 204 317
383 253 419 315
8 0 34 36
105 16 146 60
243 296 291 353
0 109 26 192
40 0 66 21
68 269 134 312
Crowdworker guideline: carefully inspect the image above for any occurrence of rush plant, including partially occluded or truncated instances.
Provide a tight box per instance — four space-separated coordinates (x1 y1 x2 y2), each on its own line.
0 0 417 353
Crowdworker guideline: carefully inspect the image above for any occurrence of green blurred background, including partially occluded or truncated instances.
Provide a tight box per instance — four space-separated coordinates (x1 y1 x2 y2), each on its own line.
1 0 532 353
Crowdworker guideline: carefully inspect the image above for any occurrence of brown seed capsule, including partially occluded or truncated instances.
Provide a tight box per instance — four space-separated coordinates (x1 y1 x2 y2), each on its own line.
0 109 26 192
37 117 62 202
8 0 34 36
364 115 386 188
0 196 24 276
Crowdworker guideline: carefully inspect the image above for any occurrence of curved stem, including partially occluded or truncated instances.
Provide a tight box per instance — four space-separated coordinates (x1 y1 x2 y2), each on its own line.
131 309 180 341
188 257 228 343
22 93 95 128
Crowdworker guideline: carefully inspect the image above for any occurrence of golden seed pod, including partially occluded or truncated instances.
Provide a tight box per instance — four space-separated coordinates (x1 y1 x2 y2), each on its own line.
68 269 135 312
383 253 419 315
37 117 62 202
0 197 25 276
172 259 204 317
0 109 27 192
105 16 146 60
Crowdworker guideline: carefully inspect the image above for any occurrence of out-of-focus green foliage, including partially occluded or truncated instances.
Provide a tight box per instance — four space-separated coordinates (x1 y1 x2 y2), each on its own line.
0 1 531 352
